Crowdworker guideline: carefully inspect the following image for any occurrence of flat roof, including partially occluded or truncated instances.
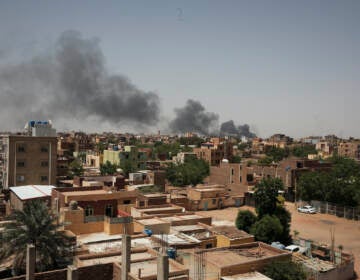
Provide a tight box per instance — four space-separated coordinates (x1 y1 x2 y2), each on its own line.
221 272 272 280
138 218 169 225
204 243 290 267
10 185 55 200
210 225 253 239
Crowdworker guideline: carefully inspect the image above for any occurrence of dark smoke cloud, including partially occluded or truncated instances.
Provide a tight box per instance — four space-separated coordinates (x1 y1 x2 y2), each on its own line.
0 30 160 131
220 120 256 138
169 99 219 135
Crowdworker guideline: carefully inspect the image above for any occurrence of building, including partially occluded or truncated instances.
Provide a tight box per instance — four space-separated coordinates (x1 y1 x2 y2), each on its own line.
0 135 57 189
182 242 291 280
193 138 233 166
24 120 56 137
338 141 360 160
103 146 147 170
8 185 55 213
208 161 255 200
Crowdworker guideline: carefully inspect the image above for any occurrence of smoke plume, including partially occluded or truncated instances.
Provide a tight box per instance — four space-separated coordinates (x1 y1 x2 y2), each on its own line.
169 99 219 135
220 120 256 138
0 30 160 130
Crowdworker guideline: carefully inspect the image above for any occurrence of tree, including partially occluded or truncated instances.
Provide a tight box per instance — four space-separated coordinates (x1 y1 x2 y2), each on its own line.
264 146 289 162
263 260 307 280
291 145 317 158
68 159 83 178
165 158 209 186
274 206 292 245
253 178 284 218
235 210 257 233
230 155 241 163
0 201 73 275
119 159 137 177
100 160 118 175
250 215 283 243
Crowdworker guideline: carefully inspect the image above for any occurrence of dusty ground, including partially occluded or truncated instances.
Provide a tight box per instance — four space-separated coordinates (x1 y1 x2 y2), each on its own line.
196 202 360 278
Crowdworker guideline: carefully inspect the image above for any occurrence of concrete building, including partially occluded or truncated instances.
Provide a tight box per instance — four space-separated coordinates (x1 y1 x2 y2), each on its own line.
103 145 147 170
182 242 291 280
193 138 233 166
0 135 57 189
338 141 360 160
24 120 56 137
8 185 55 213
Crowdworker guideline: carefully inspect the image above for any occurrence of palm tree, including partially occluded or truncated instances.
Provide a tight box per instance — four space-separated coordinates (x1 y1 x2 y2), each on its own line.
0 200 73 275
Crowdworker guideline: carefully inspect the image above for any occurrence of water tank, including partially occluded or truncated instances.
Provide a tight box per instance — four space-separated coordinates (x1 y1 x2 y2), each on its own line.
167 247 177 259
143 229 153 236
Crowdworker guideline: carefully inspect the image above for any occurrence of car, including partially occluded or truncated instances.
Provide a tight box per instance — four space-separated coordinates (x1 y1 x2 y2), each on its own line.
297 205 316 214
285 245 307 254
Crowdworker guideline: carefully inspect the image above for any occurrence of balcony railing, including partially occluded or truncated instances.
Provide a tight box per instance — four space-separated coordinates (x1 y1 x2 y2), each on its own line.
84 215 104 223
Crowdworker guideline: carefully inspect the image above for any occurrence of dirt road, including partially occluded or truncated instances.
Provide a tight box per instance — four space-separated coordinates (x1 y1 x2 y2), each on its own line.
197 203 360 277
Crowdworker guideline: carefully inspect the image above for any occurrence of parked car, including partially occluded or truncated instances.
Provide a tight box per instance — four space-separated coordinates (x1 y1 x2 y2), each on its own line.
297 205 316 214
285 244 307 254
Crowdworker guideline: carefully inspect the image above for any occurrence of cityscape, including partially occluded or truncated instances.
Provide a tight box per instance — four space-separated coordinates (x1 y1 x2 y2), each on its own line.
0 1 359 280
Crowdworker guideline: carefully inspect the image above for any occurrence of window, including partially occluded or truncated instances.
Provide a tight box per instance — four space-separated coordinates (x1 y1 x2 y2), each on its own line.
246 174 254 182
40 146 48 153
85 206 94 216
105 204 113 217
17 161 25 168
16 175 25 182
41 161 49 167
231 168 234 175
40 175 48 182
17 145 25 153
123 200 131 204
206 243 213 249
240 176 242 182
212 199 217 204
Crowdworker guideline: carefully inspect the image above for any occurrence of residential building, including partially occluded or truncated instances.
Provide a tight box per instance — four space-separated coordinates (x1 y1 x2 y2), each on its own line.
103 145 147 170
338 141 360 160
0 135 57 189
193 138 233 166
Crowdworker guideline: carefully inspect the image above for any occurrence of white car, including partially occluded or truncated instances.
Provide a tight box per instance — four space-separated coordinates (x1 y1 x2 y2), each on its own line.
297 205 316 214
285 245 307 254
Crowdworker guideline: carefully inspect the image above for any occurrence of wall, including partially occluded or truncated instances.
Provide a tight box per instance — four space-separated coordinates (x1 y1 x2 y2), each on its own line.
216 235 254 248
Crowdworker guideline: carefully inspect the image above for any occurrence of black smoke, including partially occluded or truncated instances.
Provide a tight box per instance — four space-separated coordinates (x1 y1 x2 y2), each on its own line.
0 30 160 130
220 120 256 138
169 99 219 135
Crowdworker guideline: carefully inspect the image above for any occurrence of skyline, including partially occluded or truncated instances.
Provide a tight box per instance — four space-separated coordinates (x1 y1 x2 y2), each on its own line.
0 1 359 138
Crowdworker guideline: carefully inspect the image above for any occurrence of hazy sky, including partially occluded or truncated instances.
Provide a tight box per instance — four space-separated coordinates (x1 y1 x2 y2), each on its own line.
0 0 359 138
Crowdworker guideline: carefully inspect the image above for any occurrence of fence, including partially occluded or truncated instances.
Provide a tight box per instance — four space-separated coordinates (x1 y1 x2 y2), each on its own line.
297 200 360 220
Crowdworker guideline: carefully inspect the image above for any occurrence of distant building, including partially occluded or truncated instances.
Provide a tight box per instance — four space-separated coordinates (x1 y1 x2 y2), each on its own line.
338 141 360 160
24 120 56 137
103 145 147 170
193 138 233 166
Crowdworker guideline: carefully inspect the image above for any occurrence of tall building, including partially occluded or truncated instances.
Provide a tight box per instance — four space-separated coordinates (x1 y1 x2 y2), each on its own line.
103 145 147 170
0 134 57 189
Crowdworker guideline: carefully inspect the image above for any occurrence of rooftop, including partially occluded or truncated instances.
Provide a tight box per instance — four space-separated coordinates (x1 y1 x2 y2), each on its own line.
10 185 55 200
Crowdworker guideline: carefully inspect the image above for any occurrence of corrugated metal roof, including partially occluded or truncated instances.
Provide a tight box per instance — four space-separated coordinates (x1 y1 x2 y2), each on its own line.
10 185 55 200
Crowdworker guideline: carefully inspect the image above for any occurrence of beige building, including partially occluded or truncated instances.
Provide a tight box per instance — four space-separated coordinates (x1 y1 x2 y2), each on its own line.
0 135 57 189
338 141 360 160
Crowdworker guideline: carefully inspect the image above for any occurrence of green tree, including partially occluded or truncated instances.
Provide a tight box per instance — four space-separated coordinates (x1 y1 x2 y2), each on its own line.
165 158 209 186
264 146 289 162
235 210 257 233
0 201 73 275
68 159 84 178
230 155 241 163
291 145 317 158
274 206 292 245
120 159 137 177
100 160 118 175
250 215 283 243
253 178 284 218
264 260 307 280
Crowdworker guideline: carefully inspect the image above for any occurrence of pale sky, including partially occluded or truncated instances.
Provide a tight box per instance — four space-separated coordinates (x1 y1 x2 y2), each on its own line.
0 1 359 138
